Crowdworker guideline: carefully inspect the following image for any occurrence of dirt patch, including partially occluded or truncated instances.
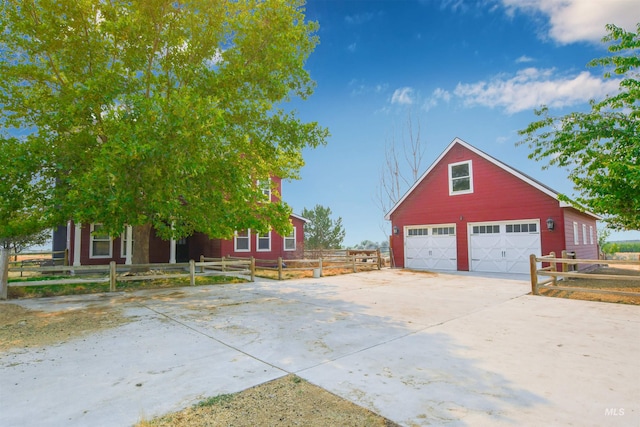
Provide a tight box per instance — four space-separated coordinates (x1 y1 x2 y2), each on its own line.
0 303 129 352
137 374 399 427
539 267 640 305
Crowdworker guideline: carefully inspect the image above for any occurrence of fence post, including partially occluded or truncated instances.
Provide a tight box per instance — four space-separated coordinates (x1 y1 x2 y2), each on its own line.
109 261 116 292
549 251 557 286
189 259 195 286
200 255 205 273
0 247 9 300
222 256 226 272
352 255 356 273
319 258 323 277
278 257 283 280
561 250 568 273
250 257 255 282
530 254 538 295
376 249 381 270
64 248 69 266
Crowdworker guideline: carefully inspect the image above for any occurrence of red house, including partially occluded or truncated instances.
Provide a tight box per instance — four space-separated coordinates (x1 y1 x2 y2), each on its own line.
55 176 307 266
385 138 599 274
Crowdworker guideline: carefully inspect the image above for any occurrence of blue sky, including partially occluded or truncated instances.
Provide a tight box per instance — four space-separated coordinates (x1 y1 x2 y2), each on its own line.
282 0 640 246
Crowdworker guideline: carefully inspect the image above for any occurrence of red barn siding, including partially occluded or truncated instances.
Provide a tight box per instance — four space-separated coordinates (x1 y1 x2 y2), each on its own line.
563 208 598 264
389 141 583 270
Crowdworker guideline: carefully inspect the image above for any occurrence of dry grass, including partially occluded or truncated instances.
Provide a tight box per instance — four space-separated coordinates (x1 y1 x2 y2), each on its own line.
0 303 129 352
538 266 640 305
136 374 399 427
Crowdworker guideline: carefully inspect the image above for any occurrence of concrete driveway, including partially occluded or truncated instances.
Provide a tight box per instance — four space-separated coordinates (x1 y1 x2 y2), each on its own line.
1 270 638 426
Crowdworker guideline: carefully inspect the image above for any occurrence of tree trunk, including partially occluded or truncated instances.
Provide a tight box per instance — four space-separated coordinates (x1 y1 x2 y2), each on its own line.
131 223 152 272
1 247 9 300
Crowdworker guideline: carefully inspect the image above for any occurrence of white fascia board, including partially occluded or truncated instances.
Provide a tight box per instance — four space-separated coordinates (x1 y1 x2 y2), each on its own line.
291 213 310 223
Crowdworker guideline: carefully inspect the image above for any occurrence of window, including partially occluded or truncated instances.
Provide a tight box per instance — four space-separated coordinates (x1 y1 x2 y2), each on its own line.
407 227 429 236
472 225 500 234
589 226 594 245
120 226 133 258
257 232 271 252
258 179 271 201
284 228 296 251
582 224 587 245
432 227 455 236
234 230 251 252
573 222 579 245
448 160 473 195
506 223 537 233
90 224 112 258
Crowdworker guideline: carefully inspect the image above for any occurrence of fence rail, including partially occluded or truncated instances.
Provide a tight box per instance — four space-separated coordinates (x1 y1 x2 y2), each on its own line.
230 251 382 280
529 251 640 298
1 257 253 300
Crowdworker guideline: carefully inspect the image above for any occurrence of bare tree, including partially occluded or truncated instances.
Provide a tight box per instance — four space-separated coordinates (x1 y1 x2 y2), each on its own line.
376 110 427 218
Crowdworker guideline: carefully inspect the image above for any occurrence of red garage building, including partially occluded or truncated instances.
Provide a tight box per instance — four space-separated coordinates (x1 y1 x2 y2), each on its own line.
385 138 599 274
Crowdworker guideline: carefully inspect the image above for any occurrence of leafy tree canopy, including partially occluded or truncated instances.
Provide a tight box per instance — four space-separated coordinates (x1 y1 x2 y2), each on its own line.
302 205 345 250
0 0 328 263
518 23 639 230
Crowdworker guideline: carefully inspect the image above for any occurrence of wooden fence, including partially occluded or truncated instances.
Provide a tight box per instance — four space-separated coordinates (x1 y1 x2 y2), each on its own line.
529 251 640 297
1 258 253 300
228 251 382 280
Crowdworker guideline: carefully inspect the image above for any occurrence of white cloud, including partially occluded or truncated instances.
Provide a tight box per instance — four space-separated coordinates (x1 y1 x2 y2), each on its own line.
500 0 640 44
454 67 621 113
391 87 415 105
349 79 388 97
423 88 451 110
515 55 534 63
347 42 357 53
345 12 375 25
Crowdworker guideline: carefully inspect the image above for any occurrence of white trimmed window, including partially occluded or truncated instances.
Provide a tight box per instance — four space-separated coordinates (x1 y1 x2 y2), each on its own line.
573 222 579 245
90 224 112 258
582 224 588 245
589 226 594 245
234 230 251 252
448 160 473 195
258 179 271 201
257 232 271 252
284 228 296 251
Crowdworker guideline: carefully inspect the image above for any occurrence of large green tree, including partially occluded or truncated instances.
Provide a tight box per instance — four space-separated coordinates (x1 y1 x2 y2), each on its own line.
519 23 639 230
0 0 328 264
302 205 345 250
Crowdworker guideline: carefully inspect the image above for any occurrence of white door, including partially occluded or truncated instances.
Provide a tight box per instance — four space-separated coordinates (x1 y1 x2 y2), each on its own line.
405 225 457 271
469 221 541 274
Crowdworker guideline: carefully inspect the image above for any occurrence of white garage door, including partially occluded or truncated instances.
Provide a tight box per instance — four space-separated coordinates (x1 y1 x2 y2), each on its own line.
405 224 457 271
469 221 541 274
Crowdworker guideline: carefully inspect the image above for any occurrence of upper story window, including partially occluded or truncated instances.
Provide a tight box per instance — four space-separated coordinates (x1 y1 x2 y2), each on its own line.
449 160 473 195
90 224 112 258
258 179 271 201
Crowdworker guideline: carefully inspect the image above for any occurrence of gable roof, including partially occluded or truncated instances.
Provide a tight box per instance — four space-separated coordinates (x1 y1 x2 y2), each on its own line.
291 212 310 223
384 137 599 220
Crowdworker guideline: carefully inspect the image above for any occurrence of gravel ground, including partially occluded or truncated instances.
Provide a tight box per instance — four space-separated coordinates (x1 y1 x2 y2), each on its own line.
0 302 399 426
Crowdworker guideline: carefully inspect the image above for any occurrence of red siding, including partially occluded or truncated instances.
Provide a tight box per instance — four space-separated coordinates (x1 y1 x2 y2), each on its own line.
390 142 569 270
563 208 599 264
220 216 306 260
